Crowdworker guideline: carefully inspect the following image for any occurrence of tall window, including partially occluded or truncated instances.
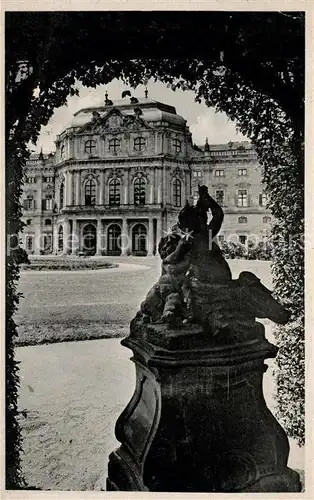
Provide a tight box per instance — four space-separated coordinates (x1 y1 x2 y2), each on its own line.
108 224 121 254
26 235 33 251
215 190 224 205
263 216 271 224
60 145 65 160
58 226 63 251
85 179 96 206
215 169 225 177
193 171 202 178
173 138 182 153
173 178 182 207
237 189 248 207
109 178 121 206
132 224 147 254
238 216 248 224
60 183 64 208
134 177 146 206
134 137 146 152
259 192 268 206
45 218 52 226
109 138 120 153
85 140 96 155
42 194 53 211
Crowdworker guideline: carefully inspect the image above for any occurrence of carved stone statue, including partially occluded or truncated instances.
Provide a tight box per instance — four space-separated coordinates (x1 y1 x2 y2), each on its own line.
137 184 290 338
107 187 300 493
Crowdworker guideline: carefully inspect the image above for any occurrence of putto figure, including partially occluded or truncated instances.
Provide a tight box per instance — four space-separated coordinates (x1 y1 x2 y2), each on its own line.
135 185 290 338
136 226 193 326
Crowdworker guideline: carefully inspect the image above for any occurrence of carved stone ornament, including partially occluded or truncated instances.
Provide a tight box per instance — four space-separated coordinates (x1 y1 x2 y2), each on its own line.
107 168 124 180
81 170 100 184
171 166 184 179
78 107 152 135
130 167 149 183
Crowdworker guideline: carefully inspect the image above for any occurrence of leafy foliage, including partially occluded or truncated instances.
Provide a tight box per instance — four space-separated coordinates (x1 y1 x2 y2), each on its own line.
5 12 304 486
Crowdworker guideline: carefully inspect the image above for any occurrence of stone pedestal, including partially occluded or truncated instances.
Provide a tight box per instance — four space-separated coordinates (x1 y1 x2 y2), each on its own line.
107 320 301 493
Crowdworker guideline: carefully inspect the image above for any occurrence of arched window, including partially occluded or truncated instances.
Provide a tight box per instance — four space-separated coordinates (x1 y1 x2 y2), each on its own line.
238 216 248 224
45 218 52 226
132 224 147 255
60 183 64 208
58 226 63 251
109 138 120 153
107 224 122 255
173 138 182 153
60 144 65 160
84 140 96 155
134 137 146 152
134 177 146 206
85 179 96 206
83 224 97 255
109 178 121 206
173 178 182 207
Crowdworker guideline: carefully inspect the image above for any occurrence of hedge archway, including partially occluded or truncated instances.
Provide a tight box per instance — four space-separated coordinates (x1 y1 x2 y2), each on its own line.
5 11 304 488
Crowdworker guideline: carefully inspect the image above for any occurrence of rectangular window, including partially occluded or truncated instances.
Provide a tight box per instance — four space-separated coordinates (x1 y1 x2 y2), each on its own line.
215 169 224 177
215 190 224 205
43 176 54 183
238 168 247 176
237 189 248 207
26 177 36 184
218 235 225 243
26 235 33 251
259 192 268 206
193 171 202 177
42 199 53 210
24 197 36 210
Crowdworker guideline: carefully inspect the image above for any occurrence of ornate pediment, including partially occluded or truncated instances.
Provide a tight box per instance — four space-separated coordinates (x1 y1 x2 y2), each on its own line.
78 107 152 135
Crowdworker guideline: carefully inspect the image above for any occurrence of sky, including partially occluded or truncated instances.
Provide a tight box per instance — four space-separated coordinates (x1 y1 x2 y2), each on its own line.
32 78 247 154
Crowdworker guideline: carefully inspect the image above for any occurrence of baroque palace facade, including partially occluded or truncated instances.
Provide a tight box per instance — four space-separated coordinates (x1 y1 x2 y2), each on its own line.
21 94 271 256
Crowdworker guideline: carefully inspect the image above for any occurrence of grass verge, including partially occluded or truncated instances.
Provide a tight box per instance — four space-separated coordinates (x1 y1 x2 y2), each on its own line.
15 323 129 347
21 260 118 271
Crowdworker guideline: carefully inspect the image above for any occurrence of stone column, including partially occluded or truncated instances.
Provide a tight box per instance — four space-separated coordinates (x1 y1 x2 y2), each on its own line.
96 219 103 255
149 169 155 204
99 171 104 206
71 218 79 255
75 171 81 206
124 170 129 205
52 218 58 254
156 218 162 255
157 170 162 204
107 322 301 493
68 171 73 206
63 218 70 254
147 218 154 256
121 218 130 256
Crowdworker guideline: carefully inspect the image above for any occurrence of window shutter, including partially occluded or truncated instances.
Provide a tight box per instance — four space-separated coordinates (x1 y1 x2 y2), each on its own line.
259 194 262 206
33 200 36 210
23 199 28 210
247 194 250 207
235 194 238 207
